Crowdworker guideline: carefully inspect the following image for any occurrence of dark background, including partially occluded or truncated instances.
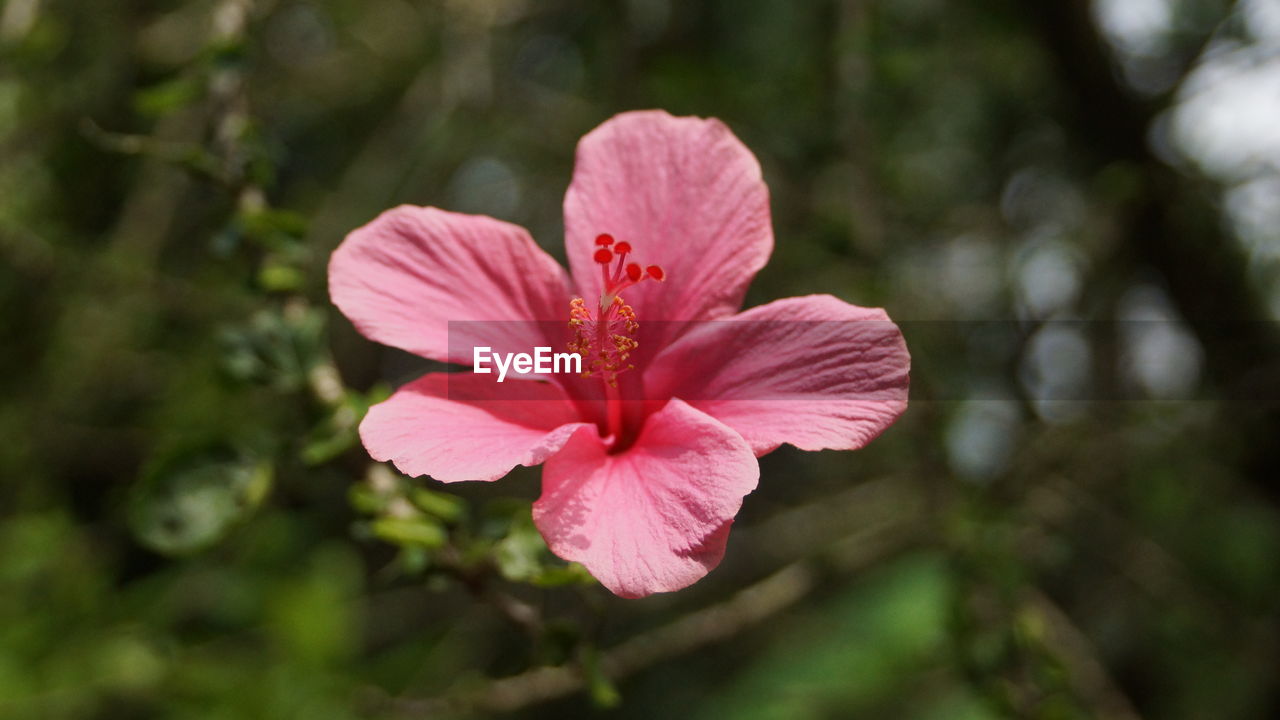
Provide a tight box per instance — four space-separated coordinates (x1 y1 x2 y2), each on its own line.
3 0 1280 717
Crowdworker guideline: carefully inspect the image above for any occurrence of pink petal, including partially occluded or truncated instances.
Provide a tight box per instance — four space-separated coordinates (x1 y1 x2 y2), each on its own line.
329 206 571 363
564 111 773 351
533 399 759 598
360 373 592 483
644 294 910 455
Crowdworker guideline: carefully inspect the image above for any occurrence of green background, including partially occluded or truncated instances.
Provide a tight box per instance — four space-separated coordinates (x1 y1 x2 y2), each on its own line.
3 0 1279 718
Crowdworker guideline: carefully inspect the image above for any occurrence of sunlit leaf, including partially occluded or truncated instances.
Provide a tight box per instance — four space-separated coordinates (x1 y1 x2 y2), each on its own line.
130 457 273 556
581 646 620 709
370 517 447 549
408 487 466 523
133 76 204 117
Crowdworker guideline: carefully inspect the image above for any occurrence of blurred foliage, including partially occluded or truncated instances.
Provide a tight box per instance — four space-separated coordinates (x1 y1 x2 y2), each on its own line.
3 0 1280 718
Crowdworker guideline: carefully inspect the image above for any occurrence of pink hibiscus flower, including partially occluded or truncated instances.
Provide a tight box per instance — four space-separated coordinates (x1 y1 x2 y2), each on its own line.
329 110 910 598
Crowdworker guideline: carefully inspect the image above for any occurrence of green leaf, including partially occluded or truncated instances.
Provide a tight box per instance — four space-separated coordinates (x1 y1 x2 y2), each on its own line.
532 563 595 588
257 263 306 292
493 514 546 582
371 517 446 549
219 307 325 392
408 487 465 523
347 484 388 515
239 208 309 243
266 545 363 666
130 457 273 556
581 646 620 709
491 510 595 586
302 390 374 466
133 76 204 117
400 545 431 575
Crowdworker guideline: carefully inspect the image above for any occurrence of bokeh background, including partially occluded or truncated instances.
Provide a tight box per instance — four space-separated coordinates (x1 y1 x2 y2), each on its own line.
4 0 1280 718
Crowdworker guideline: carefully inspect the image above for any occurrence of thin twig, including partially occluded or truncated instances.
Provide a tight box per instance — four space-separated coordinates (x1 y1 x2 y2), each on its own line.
365 487 927 717
370 562 817 717
1027 589 1144 720
79 118 231 187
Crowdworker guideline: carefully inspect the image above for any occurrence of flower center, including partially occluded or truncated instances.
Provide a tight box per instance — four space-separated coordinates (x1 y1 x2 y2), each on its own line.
567 233 665 387
567 295 638 385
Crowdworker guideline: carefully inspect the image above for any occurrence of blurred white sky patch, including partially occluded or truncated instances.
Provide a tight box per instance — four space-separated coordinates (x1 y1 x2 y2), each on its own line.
895 238 1006 319
1095 0 1280 175
1013 237 1084 319
1092 0 1183 91
1020 323 1092 423
1225 174 1280 260
1244 0 1280 41
1161 0 1280 181
1150 0 1280 320
937 235 1003 316
1118 284 1204 399
1000 167 1085 232
1093 0 1174 55
1170 47 1280 181
947 397 1021 481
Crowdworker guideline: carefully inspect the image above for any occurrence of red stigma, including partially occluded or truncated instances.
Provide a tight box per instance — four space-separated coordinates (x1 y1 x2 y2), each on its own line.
589 233 666 299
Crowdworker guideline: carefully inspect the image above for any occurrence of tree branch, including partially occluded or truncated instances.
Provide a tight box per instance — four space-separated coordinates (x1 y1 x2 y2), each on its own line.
363 478 927 716
366 563 816 717
1020 0 1280 501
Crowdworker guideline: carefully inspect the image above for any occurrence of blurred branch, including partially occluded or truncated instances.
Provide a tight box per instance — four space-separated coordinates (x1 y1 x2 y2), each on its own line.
1170 1 1240 86
80 118 231 187
367 476 928 716
435 542 547 637
1013 9 1280 707
1026 477 1229 616
372 563 817 717
1027 590 1144 720
738 475 926 567
598 564 813 678
89 0 260 267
